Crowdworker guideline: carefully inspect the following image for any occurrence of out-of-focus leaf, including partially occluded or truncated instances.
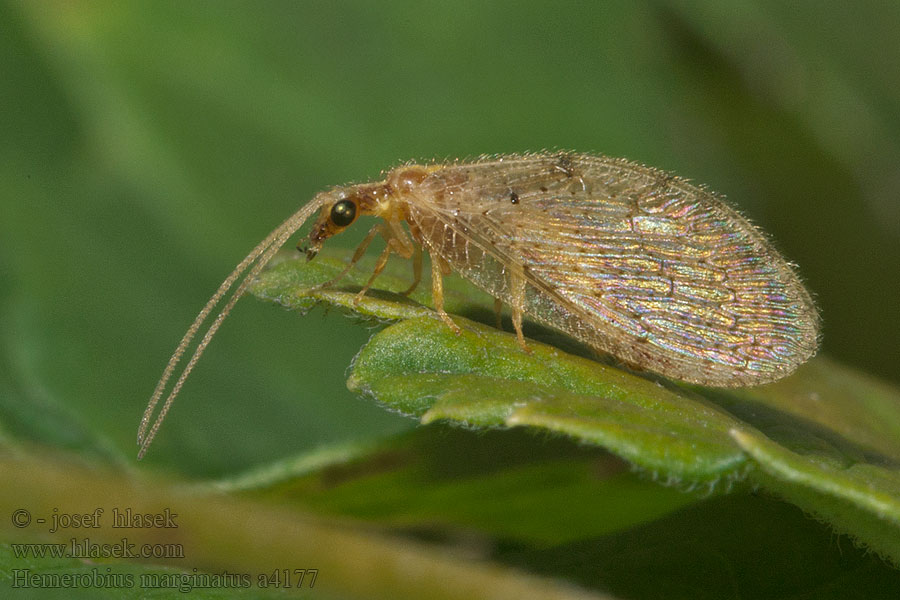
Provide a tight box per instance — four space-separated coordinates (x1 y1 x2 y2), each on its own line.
215 427 702 546
497 492 900 600
0 453 608 600
210 428 900 599
730 358 900 460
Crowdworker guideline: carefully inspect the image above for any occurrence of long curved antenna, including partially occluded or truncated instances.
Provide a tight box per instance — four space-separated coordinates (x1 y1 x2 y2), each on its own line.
137 195 329 459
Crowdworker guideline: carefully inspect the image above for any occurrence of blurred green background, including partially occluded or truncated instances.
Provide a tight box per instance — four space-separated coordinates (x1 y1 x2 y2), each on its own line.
2 0 898 478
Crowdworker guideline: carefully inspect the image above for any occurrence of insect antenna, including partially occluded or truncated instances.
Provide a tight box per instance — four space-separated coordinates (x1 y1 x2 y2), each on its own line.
137 196 329 459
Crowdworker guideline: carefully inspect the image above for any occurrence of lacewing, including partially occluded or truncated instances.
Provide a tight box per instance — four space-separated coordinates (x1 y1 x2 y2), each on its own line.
138 152 819 458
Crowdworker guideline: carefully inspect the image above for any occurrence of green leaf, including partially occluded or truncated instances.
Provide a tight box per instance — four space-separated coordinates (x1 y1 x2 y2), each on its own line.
251 251 900 564
348 321 747 484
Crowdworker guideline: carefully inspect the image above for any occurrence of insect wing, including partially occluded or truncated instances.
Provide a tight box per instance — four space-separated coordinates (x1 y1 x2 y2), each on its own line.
411 154 818 386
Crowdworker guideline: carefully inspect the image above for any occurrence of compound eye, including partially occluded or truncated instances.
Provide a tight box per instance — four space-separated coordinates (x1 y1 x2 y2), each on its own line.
329 199 357 227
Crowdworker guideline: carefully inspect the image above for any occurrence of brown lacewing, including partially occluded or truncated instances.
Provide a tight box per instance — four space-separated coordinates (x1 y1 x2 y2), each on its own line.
138 152 819 458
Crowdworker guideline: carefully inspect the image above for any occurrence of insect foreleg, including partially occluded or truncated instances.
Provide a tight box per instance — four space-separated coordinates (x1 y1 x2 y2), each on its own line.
429 254 461 335
354 219 416 301
314 223 385 291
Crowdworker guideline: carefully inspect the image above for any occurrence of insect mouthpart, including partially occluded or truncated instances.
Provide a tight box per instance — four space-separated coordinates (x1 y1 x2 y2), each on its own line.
302 218 332 261
295 243 318 261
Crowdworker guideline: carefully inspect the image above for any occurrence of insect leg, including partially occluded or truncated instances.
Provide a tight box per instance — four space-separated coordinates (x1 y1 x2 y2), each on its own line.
400 245 423 296
355 239 399 302
387 217 415 258
493 298 503 330
509 267 531 353
354 217 417 302
388 218 422 296
314 223 385 291
430 254 461 334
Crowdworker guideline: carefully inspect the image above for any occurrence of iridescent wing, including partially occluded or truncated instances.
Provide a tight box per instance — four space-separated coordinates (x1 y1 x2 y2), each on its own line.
407 153 818 386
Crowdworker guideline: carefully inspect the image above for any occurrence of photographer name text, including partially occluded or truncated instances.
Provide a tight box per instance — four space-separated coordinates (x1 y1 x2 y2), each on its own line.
12 507 178 533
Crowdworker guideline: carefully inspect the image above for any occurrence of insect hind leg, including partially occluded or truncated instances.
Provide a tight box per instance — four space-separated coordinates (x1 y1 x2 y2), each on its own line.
399 245 423 296
430 255 461 335
509 267 531 353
